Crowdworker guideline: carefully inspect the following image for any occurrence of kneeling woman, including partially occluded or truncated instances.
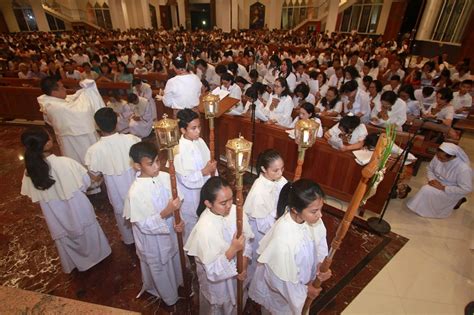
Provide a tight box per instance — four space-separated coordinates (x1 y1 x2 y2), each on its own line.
249 179 331 314
184 177 254 314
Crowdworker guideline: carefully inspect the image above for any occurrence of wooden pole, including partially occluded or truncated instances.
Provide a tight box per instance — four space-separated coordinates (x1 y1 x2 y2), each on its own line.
209 117 215 161
301 135 387 315
167 149 190 296
293 148 307 181
235 171 244 315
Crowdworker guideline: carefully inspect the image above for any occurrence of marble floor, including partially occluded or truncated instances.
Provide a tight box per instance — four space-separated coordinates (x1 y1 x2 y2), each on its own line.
340 133 474 315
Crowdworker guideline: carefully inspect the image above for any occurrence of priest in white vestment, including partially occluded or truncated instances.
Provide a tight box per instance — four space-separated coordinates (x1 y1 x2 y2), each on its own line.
37 78 105 165
407 142 472 218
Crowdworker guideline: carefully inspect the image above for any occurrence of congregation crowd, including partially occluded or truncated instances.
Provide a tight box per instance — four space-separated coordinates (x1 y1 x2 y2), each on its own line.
7 28 472 314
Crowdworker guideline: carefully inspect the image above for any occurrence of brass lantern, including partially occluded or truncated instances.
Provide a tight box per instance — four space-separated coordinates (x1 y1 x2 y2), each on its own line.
154 114 180 150
203 93 220 119
295 119 319 149
225 135 252 173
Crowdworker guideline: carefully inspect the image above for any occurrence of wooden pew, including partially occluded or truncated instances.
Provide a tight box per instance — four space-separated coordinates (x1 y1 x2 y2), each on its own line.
0 86 44 121
211 114 398 215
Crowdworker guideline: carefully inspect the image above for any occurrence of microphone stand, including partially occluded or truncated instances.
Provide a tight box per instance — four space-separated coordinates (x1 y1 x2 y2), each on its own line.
244 102 258 186
367 121 424 234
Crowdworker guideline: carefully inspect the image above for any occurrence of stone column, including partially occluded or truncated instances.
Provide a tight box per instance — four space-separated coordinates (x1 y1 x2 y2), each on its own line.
325 0 339 32
416 0 442 40
30 1 50 32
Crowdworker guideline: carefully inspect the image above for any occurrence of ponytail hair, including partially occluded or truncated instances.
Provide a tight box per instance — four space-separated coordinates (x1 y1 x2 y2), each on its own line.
21 127 55 190
276 179 325 219
196 177 231 216
256 149 283 176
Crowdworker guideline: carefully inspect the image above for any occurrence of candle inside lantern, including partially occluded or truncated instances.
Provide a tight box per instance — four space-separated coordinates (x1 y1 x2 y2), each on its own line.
237 151 244 169
166 131 172 144
303 129 309 144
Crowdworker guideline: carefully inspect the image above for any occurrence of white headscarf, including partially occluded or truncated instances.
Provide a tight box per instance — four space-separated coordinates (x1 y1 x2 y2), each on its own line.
439 142 470 165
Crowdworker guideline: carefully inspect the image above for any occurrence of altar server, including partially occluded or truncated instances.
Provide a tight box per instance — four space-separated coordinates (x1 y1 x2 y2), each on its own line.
248 179 331 314
123 141 184 306
174 109 216 241
20 127 111 273
106 92 132 133
85 108 140 245
132 78 157 120
127 93 153 138
163 55 202 112
37 77 105 165
244 149 287 278
264 77 294 128
184 177 254 314
407 142 472 218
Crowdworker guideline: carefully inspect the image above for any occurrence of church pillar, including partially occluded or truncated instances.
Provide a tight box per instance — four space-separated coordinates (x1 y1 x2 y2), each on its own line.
177 0 186 28
215 0 231 32
137 0 152 28
325 0 339 33
109 0 128 30
376 0 393 34
0 1 19 32
231 0 238 30
416 0 441 40
30 1 50 32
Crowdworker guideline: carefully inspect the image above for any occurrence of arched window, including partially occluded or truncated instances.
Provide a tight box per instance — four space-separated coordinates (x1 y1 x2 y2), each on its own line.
12 0 38 31
339 0 383 34
281 0 311 30
431 0 473 44
94 2 113 29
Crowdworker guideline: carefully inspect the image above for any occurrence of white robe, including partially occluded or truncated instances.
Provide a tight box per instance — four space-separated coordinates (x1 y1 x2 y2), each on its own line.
129 96 153 138
133 82 157 120
20 155 111 273
342 88 371 123
407 156 472 218
85 133 141 244
249 212 328 315
123 173 183 305
243 174 287 279
184 206 254 314
173 136 211 242
37 79 105 165
107 99 133 133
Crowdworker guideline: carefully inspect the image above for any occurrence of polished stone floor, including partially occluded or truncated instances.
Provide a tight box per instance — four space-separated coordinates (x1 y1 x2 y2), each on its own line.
0 123 409 314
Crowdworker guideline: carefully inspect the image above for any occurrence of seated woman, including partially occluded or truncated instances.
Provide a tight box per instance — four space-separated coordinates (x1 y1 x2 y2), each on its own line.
241 85 268 121
370 90 407 131
315 86 342 117
421 87 459 139
287 102 323 138
399 84 420 119
263 77 294 128
324 115 368 151
407 142 472 218
292 83 315 108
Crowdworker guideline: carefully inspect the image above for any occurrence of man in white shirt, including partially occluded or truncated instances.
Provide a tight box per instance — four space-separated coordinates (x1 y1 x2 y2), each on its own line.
71 47 90 66
162 55 202 115
132 78 157 120
452 80 472 114
341 80 371 123
195 59 220 89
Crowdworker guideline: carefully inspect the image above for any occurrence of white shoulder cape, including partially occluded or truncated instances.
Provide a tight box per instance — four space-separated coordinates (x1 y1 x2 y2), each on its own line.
85 133 140 176
174 136 210 175
184 205 254 264
257 211 326 283
244 174 287 218
21 154 87 203
123 172 172 223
